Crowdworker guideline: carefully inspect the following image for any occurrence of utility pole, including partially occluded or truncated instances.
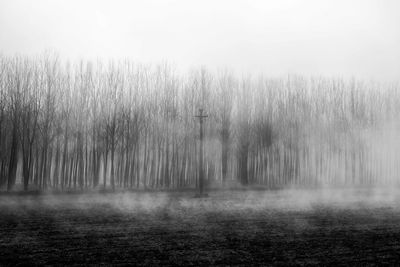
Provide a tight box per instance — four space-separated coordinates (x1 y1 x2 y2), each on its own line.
195 108 208 196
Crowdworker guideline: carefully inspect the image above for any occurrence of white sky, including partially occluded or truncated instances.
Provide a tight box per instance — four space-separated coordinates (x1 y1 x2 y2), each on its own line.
0 0 399 80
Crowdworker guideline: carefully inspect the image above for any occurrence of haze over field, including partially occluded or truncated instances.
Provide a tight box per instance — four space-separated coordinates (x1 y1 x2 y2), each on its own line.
0 0 400 81
3 190 400 265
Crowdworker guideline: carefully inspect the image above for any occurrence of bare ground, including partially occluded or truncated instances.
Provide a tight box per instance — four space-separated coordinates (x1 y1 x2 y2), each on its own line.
1 189 400 266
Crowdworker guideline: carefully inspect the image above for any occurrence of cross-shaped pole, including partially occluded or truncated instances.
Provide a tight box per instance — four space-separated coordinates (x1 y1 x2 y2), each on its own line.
195 108 208 196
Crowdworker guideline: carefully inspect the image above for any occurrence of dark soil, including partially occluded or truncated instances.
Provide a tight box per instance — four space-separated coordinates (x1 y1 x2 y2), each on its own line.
1 189 400 266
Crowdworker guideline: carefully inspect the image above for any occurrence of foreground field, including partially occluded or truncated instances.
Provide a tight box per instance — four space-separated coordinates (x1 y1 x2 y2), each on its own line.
1 188 400 265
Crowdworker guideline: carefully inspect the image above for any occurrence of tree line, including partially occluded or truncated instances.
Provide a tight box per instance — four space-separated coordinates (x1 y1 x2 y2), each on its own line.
1 54 399 191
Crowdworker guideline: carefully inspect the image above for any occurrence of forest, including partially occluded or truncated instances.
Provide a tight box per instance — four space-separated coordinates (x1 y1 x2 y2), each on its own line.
1 54 400 192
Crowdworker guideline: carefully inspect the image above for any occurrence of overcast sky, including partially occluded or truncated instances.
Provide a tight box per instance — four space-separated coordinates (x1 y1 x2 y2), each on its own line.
0 0 399 81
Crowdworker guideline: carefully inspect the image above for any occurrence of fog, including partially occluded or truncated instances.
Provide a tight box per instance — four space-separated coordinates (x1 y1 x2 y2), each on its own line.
3 188 400 215
2 1 400 265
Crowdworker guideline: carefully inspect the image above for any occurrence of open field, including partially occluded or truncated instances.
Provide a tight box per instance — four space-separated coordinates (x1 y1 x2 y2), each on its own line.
1 189 400 265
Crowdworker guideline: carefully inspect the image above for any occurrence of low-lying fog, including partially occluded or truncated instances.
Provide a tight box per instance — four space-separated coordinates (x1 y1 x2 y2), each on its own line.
2 188 400 214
